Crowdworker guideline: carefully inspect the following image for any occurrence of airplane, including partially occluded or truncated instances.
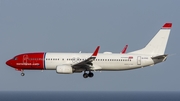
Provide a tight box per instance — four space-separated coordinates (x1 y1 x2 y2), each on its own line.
6 23 172 78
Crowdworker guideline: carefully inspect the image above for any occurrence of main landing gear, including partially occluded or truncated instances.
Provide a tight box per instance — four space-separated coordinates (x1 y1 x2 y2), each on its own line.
83 72 94 78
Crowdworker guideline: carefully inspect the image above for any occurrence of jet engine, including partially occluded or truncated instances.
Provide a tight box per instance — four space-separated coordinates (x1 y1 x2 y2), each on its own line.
56 65 73 74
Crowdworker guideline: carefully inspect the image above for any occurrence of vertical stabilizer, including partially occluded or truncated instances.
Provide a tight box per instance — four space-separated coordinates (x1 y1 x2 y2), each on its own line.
130 23 172 56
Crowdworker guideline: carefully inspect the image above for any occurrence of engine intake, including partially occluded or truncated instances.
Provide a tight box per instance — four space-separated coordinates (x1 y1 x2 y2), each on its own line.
56 65 73 74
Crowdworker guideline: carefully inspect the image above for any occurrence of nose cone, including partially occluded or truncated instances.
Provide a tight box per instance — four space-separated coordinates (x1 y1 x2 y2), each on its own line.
6 59 13 67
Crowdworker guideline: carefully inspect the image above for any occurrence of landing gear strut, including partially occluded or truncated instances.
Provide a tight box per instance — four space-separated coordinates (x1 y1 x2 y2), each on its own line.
83 71 94 78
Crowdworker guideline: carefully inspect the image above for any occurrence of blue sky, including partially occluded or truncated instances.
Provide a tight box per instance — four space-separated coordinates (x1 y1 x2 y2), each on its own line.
0 0 179 91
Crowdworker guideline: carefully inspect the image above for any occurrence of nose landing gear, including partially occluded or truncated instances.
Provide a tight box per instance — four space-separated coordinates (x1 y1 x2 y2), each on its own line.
21 72 25 76
20 70 25 76
15 68 25 76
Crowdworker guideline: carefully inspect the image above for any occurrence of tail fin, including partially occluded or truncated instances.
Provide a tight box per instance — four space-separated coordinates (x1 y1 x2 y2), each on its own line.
130 23 172 56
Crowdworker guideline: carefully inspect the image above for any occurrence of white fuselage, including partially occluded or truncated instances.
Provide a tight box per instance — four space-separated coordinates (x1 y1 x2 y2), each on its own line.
44 53 154 71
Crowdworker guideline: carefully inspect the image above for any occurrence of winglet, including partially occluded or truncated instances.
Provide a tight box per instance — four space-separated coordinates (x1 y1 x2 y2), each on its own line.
162 23 172 29
121 45 128 54
92 46 100 56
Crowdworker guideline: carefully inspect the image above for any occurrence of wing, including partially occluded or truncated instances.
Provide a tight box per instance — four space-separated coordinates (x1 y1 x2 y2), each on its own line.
72 46 100 69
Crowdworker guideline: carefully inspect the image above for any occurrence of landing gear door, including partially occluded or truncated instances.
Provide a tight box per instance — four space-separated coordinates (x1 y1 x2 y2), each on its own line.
137 56 141 65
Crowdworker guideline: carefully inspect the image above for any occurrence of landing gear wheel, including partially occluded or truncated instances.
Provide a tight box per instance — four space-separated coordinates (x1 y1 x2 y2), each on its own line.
88 72 94 78
83 73 88 78
21 73 25 76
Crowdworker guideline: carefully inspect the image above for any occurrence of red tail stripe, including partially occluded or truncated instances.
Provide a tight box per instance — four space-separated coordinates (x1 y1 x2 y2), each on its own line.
162 23 172 29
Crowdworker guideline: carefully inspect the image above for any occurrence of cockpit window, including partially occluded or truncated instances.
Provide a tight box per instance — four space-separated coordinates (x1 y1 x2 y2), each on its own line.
13 57 18 60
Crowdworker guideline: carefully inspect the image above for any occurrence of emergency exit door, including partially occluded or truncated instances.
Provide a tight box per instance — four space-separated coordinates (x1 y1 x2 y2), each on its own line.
137 56 141 65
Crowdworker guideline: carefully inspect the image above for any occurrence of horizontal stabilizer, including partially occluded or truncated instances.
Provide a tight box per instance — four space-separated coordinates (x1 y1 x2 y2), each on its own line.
151 54 168 59
151 54 168 64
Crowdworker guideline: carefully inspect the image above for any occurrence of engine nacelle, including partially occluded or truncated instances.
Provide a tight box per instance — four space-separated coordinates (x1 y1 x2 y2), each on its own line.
56 65 73 74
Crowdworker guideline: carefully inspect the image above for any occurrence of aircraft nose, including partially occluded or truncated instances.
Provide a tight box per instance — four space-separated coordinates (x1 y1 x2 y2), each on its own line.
6 59 13 67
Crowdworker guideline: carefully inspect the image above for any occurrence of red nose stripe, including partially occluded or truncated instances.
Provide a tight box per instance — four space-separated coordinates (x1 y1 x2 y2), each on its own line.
13 52 45 70
27 52 45 70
